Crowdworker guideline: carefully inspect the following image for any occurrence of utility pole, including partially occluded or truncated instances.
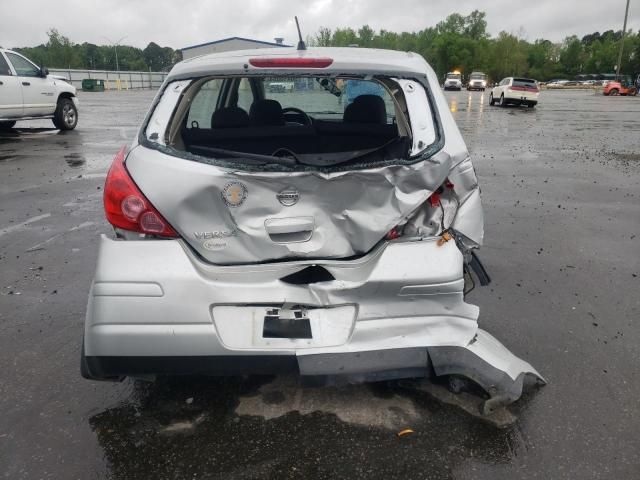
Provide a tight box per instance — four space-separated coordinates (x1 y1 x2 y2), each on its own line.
615 0 631 80
103 36 127 74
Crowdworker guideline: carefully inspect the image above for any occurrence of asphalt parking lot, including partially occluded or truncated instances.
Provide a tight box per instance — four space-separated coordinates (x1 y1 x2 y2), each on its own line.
1 88 639 479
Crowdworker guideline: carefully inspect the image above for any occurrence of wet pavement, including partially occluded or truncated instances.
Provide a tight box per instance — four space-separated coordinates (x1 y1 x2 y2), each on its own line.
1 89 639 479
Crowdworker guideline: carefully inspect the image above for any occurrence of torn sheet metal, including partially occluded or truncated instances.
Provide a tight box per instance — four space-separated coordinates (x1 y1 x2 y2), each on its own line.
428 329 546 415
126 145 482 265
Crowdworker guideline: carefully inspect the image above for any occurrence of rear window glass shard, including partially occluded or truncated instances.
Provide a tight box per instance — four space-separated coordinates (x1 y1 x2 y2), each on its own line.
146 80 191 144
148 74 438 171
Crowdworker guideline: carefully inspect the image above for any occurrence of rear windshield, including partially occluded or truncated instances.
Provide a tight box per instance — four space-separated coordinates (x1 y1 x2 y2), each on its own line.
148 75 436 171
513 78 537 87
186 76 396 128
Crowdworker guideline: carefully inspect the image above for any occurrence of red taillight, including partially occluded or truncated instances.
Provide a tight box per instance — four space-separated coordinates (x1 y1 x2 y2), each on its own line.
511 85 539 92
103 146 178 237
248 57 333 68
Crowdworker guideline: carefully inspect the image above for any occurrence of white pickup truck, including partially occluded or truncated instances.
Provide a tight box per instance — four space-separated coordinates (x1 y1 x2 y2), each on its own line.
0 48 79 130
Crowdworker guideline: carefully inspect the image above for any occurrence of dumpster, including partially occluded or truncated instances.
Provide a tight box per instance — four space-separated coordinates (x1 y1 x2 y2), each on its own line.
82 79 105 92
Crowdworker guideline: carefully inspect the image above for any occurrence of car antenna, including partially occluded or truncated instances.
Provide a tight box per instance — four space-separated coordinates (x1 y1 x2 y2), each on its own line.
295 16 306 50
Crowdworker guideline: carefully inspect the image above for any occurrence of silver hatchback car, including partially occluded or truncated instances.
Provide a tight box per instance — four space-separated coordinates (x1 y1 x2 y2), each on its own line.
83 47 543 412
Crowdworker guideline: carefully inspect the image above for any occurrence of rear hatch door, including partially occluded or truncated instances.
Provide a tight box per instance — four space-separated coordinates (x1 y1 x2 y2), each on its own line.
126 145 455 264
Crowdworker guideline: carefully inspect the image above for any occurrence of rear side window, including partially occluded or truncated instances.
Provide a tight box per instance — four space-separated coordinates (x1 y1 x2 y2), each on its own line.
6 52 40 77
0 54 12 76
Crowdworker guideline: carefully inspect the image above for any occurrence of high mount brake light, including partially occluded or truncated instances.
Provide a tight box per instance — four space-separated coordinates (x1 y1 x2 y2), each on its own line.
103 146 178 238
248 57 333 68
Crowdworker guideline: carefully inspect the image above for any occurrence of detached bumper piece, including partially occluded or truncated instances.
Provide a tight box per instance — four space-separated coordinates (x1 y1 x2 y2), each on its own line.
428 329 546 415
84 328 545 417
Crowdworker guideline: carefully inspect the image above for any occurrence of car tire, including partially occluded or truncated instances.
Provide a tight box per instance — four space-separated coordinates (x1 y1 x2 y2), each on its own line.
489 93 495 106
499 94 506 107
52 97 78 130
609 88 619 96
0 120 16 130
528 103 535 108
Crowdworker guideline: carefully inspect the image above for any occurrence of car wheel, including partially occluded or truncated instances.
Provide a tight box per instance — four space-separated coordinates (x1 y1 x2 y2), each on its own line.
499 94 506 107
0 120 16 130
609 88 619 96
528 103 535 108
489 93 495 106
53 98 78 130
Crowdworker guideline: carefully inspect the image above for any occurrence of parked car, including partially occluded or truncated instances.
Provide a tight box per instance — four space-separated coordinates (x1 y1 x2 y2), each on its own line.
443 71 462 90
602 77 637 96
545 79 570 88
467 72 488 91
82 47 544 412
0 48 78 130
489 77 540 107
267 80 295 93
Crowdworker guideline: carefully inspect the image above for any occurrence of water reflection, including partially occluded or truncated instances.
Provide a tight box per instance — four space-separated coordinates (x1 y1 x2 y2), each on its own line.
446 90 488 115
89 376 518 479
64 153 87 168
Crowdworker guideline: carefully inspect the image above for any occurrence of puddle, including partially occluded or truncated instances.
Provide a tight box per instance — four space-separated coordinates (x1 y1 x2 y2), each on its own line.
64 153 87 168
87 376 516 479
235 375 421 429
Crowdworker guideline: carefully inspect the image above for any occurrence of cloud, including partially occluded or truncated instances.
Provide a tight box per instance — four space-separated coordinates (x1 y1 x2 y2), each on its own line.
0 0 636 49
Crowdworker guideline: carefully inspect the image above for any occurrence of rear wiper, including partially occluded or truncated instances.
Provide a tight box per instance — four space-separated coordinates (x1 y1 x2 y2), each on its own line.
190 146 297 167
296 138 401 167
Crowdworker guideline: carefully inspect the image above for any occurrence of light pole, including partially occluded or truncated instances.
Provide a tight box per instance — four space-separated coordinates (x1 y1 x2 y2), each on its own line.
103 36 127 73
615 0 631 80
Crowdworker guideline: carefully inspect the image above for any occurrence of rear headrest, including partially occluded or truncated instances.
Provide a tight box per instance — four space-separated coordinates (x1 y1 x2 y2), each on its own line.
249 99 285 126
344 95 387 124
211 107 249 128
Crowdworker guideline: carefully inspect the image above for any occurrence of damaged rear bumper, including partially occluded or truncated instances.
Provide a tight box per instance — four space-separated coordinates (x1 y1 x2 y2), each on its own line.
84 235 544 408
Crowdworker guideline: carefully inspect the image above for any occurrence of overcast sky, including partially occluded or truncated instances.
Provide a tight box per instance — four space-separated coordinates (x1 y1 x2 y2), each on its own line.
1 0 637 50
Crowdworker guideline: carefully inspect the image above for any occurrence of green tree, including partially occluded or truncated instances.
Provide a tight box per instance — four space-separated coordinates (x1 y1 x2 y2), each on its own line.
313 27 333 47
559 36 585 76
464 10 488 40
489 32 529 80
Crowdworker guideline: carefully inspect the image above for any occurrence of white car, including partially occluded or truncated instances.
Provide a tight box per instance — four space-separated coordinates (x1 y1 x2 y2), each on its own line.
0 48 79 130
443 72 462 91
81 46 544 413
489 77 539 108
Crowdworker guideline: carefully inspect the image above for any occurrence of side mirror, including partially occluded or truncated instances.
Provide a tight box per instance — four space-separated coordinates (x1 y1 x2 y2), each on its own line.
40 66 49 78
